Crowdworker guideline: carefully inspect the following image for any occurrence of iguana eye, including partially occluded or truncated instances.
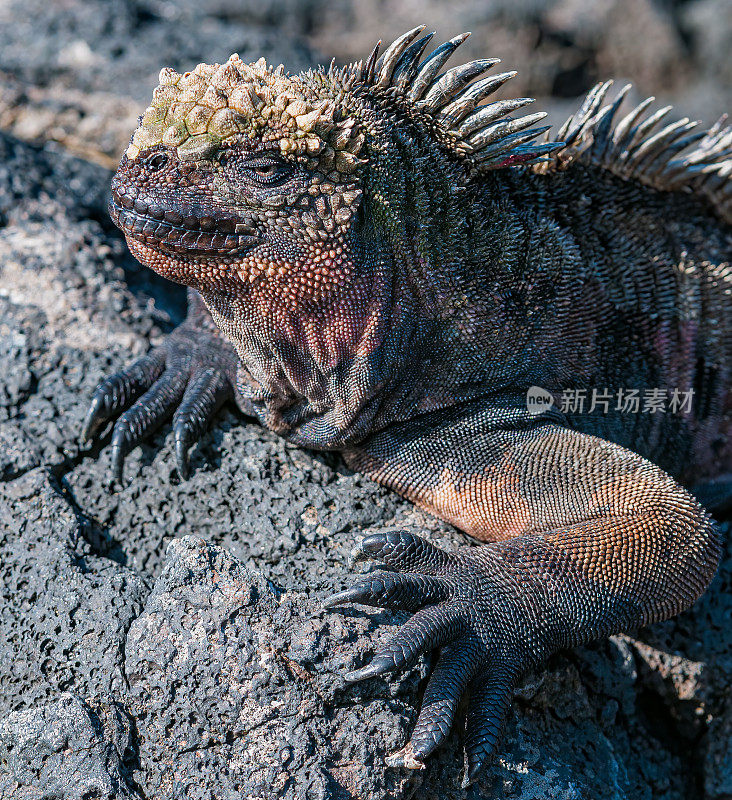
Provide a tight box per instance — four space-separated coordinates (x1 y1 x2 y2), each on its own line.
242 157 292 185
255 164 278 179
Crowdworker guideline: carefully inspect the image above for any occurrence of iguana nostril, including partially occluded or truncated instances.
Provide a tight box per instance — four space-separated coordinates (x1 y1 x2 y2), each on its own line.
147 152 169 170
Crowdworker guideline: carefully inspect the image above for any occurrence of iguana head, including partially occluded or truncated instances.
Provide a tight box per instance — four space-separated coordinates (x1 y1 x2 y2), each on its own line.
110 27 559 309
110 53 371 305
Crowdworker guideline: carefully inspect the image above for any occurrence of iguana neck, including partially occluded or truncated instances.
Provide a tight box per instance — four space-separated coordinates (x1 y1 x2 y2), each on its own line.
197 162 544 444
199 241 424 445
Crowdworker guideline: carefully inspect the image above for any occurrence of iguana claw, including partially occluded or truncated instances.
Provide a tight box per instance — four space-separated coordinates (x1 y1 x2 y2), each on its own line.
82 316 236 482
326 530 523 786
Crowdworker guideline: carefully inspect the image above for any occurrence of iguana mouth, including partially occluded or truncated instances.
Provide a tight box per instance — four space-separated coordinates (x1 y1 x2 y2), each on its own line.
109 191 260 257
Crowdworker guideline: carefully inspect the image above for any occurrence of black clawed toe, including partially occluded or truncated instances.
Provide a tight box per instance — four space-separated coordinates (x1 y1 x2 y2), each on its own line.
350 529 455 574
345 601 466 683
407 639 482 762
173 367 231 478
345 654 399 683
107 368 188 482
462 665 519 787
81 351 166 442
82 316 237 481
329 531 529 782
324 570 452 612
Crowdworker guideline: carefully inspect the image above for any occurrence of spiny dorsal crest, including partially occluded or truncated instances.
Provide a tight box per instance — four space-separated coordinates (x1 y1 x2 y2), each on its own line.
358 27 730 218
534 80 732 222
128 26 731 219
128 26 561 174
353 25 564 170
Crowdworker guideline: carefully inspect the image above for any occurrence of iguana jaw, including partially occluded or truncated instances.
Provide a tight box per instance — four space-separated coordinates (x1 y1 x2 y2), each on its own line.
109 178 260 259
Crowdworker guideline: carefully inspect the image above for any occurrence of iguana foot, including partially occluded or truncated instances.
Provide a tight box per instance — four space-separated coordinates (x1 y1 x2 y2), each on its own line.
326 530 529 786
82 321 238 481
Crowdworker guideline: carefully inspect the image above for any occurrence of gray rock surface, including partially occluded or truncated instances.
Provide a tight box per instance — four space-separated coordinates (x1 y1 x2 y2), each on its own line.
124 536 420 800
0 2 730 798
0 469 147 716
0 695 139 800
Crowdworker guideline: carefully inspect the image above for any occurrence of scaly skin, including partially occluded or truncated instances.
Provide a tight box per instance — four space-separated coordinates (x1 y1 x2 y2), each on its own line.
83 27 730 785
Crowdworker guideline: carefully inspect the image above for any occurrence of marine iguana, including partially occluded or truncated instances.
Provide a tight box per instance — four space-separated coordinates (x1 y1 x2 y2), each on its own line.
82 27 730 786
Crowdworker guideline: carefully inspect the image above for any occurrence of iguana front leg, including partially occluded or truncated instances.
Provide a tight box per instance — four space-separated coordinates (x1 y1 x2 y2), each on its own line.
328 405 721 785
82 288 252 480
